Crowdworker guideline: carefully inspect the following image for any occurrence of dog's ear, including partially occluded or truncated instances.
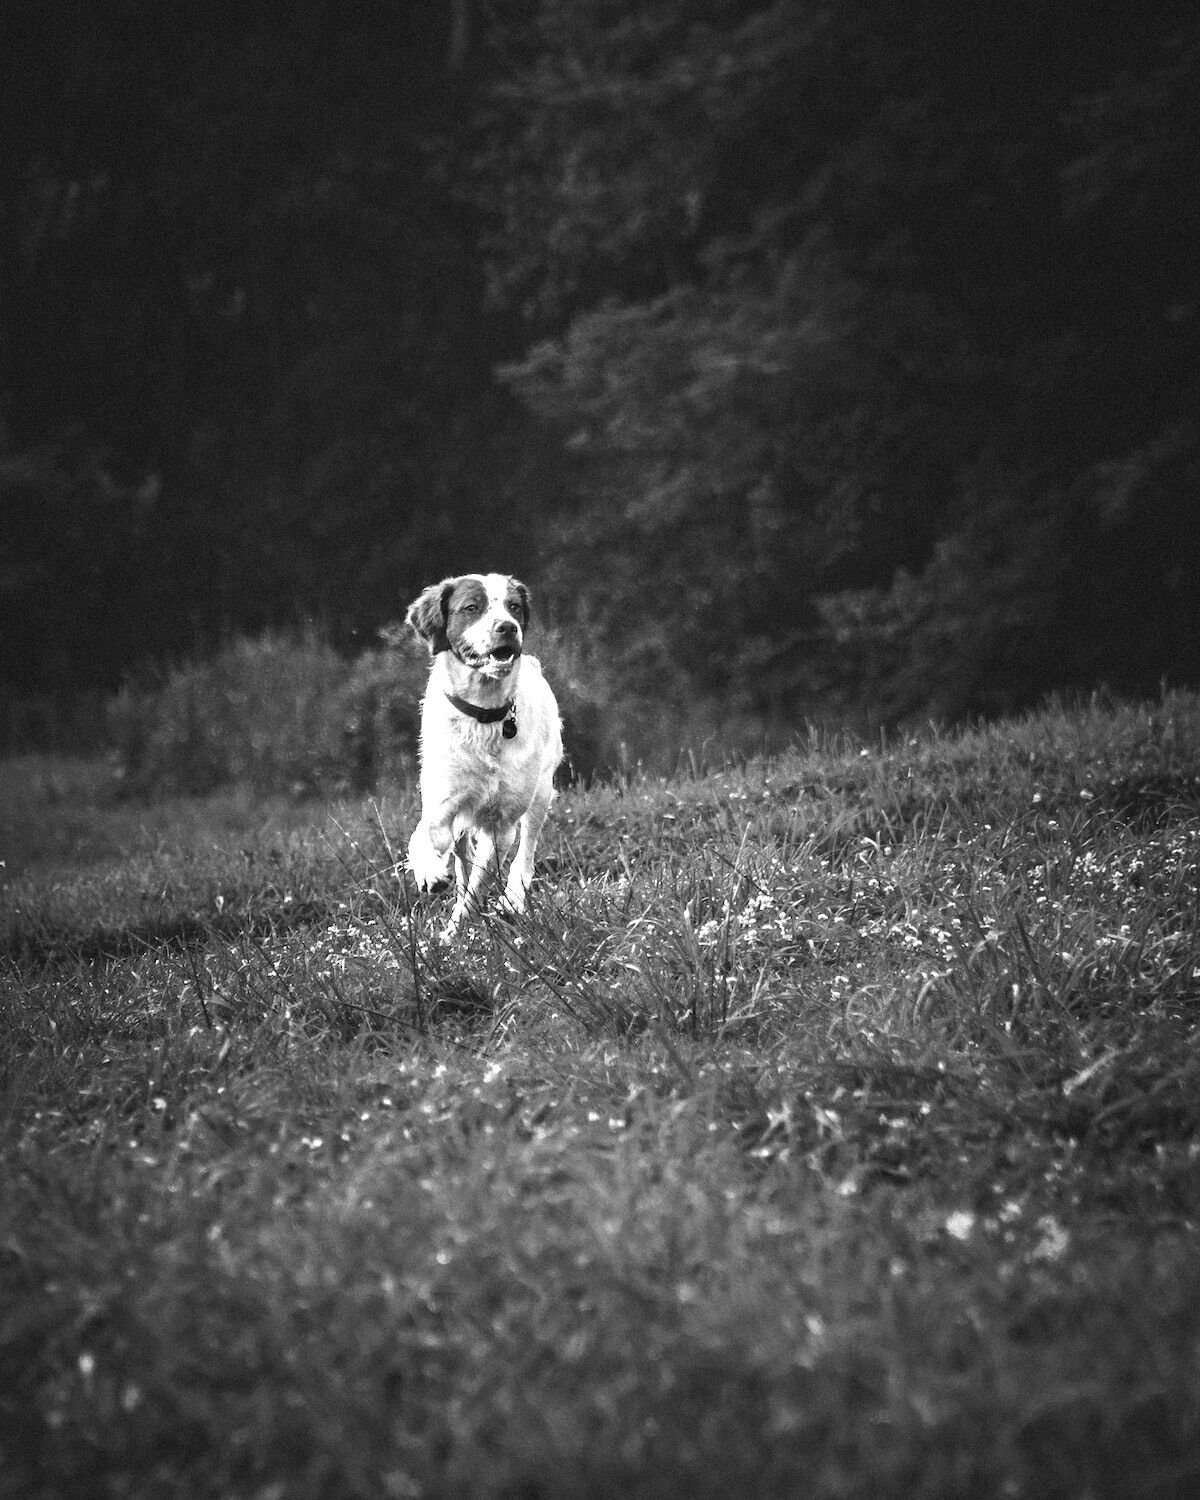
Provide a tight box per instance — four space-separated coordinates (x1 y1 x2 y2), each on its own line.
510 578 532 629
406 580 453 654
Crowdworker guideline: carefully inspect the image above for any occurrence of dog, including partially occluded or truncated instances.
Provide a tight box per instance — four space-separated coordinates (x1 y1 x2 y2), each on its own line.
405 572 562 940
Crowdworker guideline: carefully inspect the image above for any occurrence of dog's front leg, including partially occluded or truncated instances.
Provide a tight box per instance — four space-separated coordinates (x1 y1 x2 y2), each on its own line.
503 783 553 916
442 826 517 942
407 816 455 895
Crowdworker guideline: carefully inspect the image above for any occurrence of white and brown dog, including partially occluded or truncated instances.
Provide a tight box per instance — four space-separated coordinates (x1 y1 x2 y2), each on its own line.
405 572 562 940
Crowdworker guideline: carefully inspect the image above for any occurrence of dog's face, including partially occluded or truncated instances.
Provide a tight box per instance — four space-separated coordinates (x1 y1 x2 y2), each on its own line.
406 573 532 679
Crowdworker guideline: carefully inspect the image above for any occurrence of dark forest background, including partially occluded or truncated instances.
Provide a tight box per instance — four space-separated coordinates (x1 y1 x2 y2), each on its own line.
3 0 1198 731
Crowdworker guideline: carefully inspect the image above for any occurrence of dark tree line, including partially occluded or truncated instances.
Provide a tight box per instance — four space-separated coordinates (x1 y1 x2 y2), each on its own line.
3 1 1198 721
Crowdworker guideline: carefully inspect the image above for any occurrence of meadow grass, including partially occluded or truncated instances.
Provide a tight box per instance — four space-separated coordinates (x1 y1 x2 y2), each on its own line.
2 693 1199 1498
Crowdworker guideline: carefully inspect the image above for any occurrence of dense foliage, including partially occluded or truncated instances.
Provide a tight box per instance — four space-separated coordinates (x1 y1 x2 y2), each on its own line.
3 1 1198 718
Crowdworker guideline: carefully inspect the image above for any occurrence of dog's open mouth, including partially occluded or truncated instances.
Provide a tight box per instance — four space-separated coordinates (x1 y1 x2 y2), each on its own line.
456 641 521 673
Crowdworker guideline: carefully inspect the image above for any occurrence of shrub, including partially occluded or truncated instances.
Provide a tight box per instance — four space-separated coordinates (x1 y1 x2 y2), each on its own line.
528 624 626 783
341 628 429 791
109 631 362 799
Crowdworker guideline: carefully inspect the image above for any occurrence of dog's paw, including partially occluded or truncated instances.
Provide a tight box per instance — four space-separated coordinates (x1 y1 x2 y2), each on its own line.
501 880 530 916
439 905 471 943
408 854 452 895
407 828 453 895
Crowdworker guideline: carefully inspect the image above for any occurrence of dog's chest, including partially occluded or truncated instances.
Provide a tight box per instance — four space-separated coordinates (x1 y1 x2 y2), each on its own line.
438 716 539 821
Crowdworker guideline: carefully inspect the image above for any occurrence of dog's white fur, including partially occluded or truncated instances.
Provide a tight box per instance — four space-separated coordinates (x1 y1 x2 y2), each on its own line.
405 572 562 941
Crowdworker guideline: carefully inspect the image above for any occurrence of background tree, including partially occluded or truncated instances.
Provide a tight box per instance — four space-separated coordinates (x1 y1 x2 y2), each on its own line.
473 0 1200 716
0 2 549 691
2 0 1197 725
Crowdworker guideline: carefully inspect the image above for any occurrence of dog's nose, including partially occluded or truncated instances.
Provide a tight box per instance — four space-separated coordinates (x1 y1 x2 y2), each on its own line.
496 618 518 637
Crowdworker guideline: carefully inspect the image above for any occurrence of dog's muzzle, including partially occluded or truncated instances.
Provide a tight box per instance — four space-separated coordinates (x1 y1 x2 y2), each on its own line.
455 624 522 675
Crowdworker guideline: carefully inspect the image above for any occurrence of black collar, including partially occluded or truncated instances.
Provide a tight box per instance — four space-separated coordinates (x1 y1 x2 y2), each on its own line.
445 692 511 723
445 693 518 737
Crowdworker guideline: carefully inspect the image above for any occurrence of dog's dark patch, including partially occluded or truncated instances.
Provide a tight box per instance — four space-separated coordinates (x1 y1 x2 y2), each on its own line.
406 583 453 654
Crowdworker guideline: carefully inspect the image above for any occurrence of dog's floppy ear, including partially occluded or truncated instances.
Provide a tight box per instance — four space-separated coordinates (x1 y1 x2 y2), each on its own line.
406 580 453 654
510 578 532 629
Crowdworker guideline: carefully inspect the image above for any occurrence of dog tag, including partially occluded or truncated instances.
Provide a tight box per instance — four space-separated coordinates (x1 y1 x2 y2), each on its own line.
502 716 517 739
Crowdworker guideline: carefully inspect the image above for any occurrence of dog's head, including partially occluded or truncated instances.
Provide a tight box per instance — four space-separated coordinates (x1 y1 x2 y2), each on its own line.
406 573 532 679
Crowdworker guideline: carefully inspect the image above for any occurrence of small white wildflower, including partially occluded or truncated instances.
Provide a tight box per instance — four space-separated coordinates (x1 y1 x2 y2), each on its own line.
945 1210 976 1241
1030 1216 1070 1262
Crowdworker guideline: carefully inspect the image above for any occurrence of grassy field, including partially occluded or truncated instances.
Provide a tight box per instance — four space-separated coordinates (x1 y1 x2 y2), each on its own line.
3 694 1200 1498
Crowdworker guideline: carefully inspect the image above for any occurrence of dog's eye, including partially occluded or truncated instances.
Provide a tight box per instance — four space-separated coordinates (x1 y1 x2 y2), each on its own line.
457 600 480 615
